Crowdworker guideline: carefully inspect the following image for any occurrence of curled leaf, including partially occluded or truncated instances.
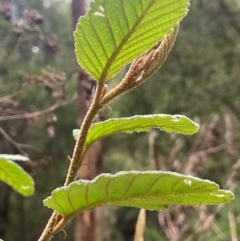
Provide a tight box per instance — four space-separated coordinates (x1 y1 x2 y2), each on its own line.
44 171 233 217
73 114 199 146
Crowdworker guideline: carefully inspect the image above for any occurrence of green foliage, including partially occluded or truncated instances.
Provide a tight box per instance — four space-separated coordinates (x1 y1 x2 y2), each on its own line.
38 1 235 238
74 0 189 81
0 0 237 241
0 157 34 196
73 114 199 146
44 171 233 217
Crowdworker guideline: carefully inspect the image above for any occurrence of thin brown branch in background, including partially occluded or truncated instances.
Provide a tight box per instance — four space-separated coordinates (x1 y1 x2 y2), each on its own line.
185 159 240 241
0 95 77 121
134 209 146 241
211 223 229 240
164 210 178 241
0 89 22 102
17 143 41 153
0 127 28 156
228 210 238 241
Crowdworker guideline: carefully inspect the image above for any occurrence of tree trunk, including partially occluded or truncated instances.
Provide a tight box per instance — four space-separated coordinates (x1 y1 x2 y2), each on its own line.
71 1 103 241
0 184 11 240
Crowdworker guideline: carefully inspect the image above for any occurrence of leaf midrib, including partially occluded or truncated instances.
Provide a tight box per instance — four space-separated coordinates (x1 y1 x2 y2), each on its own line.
98 0 155 81
63 189 224 218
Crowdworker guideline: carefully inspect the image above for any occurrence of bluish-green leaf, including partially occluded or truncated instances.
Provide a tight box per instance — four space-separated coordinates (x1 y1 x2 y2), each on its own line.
0 154 29 162
73 114 199 146
0 158 34 196
74 0 189 81
44 171 233 217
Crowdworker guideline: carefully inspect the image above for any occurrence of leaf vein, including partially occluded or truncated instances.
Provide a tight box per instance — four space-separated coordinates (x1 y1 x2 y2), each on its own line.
76 35 101 76
104 5 117 49
52 195 66 214
123 176 137 197
67 187 75 211
85 185 89 205
80 24 104 69
171 178 183 192
89 17 109 61
99 0 155 81
145 175 166 195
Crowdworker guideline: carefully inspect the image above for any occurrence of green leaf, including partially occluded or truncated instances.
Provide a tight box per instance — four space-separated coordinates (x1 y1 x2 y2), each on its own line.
0 154 29 162
74 0 189 81
0 158 34 196
43 171 233 217
73 114 199 146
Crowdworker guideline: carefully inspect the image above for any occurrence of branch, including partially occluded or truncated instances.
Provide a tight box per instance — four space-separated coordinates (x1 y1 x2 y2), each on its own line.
0 89 23 103
228 210 238 241
0 95 77 121
185 158 240 241
0 127 28 156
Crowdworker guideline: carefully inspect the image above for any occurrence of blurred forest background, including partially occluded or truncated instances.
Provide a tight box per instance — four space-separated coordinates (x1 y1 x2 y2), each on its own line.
0 0 240 240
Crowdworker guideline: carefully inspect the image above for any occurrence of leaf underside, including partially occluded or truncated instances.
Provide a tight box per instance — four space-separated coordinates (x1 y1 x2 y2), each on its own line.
73 114 199 146
74 0 189 81
0 158 34 196
43 171 233 217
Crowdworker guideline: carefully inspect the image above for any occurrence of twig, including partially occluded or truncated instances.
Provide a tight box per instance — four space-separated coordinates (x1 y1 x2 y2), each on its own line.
0 95 77 121
193 144 227 156
134 209 146 241
164 210 178 241
0 127 28 156
228 210 238 241
0 89 22 102
185 159 240 241
17 143 41 153
211 223 229 240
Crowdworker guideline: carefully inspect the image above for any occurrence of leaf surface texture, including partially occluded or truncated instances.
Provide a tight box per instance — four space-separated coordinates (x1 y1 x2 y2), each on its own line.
44 171 233 217
74 0 189 81
0 158 34 196
73 114 199 145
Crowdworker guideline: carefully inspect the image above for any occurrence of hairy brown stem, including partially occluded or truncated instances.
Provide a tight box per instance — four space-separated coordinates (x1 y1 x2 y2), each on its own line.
38 82 105 241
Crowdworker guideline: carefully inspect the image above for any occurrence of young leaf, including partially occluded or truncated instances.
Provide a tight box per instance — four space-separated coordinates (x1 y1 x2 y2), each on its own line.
0 154 29 162
73 114 199 146
43 171 233 217
0 158 34 196
74 0 189 82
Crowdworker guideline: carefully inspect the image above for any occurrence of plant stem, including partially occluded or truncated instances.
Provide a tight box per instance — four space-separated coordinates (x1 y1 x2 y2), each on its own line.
38 82 105 241
64 83 105 185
